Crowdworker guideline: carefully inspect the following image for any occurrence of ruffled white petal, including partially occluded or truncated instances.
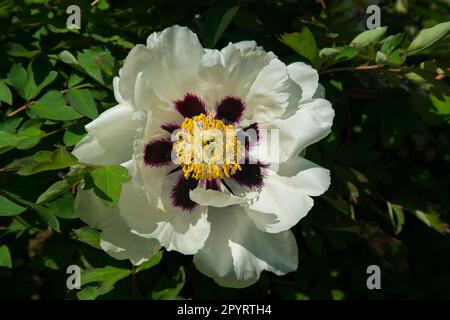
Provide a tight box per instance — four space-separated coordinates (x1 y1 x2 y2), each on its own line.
74 188 160 266
257 98 334 163
118 25 205 106
72 104 138 165
100 215 161 266
287 62 319 102
245 157 330 233
190 187 245 208
193 205 298 288
244 59 290 123
118 176 210 255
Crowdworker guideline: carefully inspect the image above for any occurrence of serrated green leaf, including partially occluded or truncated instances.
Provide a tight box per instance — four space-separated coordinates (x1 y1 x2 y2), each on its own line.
350 26 388 47
0 245 12 268
407 22 450 56
74 227 101 249
27 91 82 121
0 194 27 216
66 89 98 119
85 165 129 206
0 82 13 105
280 27 318 66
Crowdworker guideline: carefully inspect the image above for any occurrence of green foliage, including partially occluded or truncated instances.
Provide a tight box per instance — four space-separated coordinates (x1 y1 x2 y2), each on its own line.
0 0 449 300
84 165 130 207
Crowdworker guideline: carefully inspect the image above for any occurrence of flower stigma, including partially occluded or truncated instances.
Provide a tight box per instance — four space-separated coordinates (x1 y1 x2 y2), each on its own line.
172 113 242 180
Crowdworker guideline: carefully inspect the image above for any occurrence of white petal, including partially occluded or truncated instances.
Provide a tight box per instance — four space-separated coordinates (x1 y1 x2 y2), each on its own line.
72 104 138 165
246 157 330 233
190 186 245 208
258 98 334 163
287 62 319 102
100 215 161 266
277 156 331 196
199 43 275 108
118 25 205 106
194 206 298 288
74 187 117 230
74 188 160 265
245 174 314 233
244 58 290 123
118 177 211 255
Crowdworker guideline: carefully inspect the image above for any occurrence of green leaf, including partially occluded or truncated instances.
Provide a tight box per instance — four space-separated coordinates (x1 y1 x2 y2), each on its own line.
201 5 240 48
39 193 76 220
280 27 318 66
63 125 86 146
407 22 450 56
59 50 79 65
73 227 101 249
0 82 12 105
23 62 58 100
430 94 450 116
414 210 450 234
36 180 71 204
0 127 43 153
151 266 185 300
85 165 130 206
350 26 388 47
4 147 78 176
136 251 163 273
387 202 405 235
68 73 84 88
66 89 98 119
27 91 83 121
77 266 131 300
0 194 27 216
7 64 27 98
319 46 358 67
380 33 406 55
0 245 12 268
212 6 239 47
77 48 113 85
35 206 60 232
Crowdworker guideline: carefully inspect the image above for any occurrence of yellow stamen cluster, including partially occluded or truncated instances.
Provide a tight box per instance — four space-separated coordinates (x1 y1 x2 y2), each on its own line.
172 113 242 180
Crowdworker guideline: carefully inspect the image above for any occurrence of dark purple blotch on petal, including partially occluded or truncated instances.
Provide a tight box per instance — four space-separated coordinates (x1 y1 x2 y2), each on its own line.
144 138 173 167
231 162 267 189
161 122 180 134
170 175 199 211
174 93 207 118
238 123 259 150
205 179 220 191
215 96 245 124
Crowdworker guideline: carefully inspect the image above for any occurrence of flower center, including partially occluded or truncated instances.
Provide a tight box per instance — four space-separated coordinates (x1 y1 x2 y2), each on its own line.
172 113 242 180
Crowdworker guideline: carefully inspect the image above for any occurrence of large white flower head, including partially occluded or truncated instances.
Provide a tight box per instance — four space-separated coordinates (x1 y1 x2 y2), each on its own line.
73 25 334 288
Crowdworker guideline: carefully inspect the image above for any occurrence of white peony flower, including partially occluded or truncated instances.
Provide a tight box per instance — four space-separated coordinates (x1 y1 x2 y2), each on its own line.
73 25 334 288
